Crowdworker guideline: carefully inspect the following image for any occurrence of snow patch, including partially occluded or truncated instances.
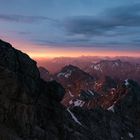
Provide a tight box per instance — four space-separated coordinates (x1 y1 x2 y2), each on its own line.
115 62 119 66
88 90 95 96
94 65 100 70
68 90 74 97
67 108 82 126
107 105 115 112
125 79 129 86
57 70 72 78
73 99 85 107
93 64 102 72
57 72 64 77
65 70 72 78
128 132 134 138
69 100 73 105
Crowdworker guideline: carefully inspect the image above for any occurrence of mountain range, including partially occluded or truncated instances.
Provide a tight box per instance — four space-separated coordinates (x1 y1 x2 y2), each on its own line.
39 59 140 109
0 39 140 140
37 56 140 74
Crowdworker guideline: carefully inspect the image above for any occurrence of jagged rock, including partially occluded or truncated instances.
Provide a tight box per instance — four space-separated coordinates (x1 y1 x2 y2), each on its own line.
0 65 35 137
0 39 39 79
0 39 66 139
0 39 41 98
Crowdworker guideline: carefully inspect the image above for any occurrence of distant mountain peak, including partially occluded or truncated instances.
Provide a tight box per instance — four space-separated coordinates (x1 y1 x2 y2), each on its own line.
62 64 80 71
57 64 94 81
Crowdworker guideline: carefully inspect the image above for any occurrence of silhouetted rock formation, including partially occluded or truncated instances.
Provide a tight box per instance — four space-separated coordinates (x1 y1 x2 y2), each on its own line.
0 39 66 139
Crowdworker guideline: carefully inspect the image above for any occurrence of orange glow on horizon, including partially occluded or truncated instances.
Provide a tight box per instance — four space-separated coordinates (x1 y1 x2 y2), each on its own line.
1 37 140 60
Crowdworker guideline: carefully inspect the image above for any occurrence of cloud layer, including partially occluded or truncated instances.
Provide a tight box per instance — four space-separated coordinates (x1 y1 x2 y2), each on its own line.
0 14 56 23
64 4 140 37
0 1 140 52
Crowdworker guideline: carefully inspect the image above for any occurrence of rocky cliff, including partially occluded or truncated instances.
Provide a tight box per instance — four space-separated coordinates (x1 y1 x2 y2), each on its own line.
0 39 140 140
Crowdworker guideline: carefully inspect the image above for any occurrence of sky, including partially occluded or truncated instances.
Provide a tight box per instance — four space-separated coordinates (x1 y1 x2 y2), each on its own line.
0 0 140 58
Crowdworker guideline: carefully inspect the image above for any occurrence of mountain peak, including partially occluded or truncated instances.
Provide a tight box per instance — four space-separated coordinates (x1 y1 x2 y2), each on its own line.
62 64 79 71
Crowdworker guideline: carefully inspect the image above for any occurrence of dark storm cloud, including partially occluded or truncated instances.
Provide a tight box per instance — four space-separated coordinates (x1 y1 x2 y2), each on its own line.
64 16 114 36
0 14 56 23
64 4 140 36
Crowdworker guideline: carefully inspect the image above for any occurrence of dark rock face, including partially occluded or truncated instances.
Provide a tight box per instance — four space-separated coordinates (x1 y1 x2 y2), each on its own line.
0 39 39 137
0 39 40 98
0 39 140 140
0 39 66 139
113 80 140 140
0 39 39 79
45 80 65 102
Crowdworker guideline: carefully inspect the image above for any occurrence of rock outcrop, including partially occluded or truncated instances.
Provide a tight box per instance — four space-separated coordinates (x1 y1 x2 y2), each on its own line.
0 39 140 140
0 39 66 139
